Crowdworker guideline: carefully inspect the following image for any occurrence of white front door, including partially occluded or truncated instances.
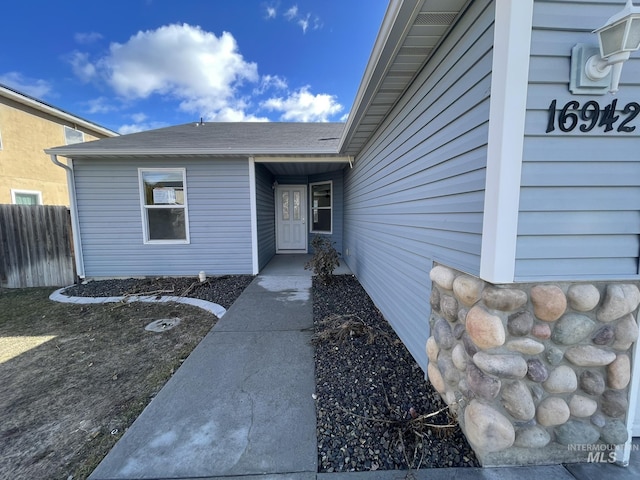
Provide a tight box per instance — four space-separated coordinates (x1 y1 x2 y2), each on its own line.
276 185 307 252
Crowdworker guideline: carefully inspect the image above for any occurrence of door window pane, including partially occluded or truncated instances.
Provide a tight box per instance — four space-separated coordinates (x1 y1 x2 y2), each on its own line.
282 192 290 220
293 191 300 220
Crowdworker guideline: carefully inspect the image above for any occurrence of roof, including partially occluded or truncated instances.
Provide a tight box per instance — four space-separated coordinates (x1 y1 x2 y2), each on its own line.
339 0 471 155
46 122 345 158
0 83 118 138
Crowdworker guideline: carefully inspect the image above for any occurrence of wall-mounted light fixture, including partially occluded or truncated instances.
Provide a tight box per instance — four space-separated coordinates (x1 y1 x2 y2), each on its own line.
570 0 640 95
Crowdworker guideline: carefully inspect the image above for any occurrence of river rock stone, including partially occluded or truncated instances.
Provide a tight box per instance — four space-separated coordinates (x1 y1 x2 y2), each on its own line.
551 314 596 345
601 420 629 445
507 338 545 355
507 311 534 336
458 378 474 399
430 289 441 315
482 287 528 312
569 395 598 417
458 307 468 325
473 352 527 379
545 346 564 366
531 285 567 322
466 363 501 400
438 354 459 385
591 411 607 428
601 389 628 418
527 358 549 382
555 421 600 446
612 313 639 350
453 275 484 306
592 325 615 345
565 345 616 366
462 332 479 357
502 380 535 420
433 317 454 350
514 426 551 448
430 265 456 290
427 363 445 395
426 336 439 363
608 354 631 390
452 343 468 371
597 284 640 323
466 306 505 350
464 400 515 453
441 294 458 322
531 323 552 340
579 370 605 396
567 284 600 312
453 323 465 339
536 397 570 426
543 365 577 393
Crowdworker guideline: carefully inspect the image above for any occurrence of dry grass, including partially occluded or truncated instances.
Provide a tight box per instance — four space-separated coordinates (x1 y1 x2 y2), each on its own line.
0 287 217 480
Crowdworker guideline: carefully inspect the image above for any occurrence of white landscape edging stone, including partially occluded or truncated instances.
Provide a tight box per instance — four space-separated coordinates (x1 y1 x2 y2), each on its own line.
49 287 227 318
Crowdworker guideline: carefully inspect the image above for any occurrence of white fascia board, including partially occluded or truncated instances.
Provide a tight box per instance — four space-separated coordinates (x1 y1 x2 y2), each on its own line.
1 85 117 138
43 148 341 157
254 156 351 163
480 0 534 284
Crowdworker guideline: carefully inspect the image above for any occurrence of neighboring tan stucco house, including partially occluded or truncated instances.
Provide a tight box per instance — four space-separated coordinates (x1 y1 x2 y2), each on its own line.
47 0 640 468
0 83 117 205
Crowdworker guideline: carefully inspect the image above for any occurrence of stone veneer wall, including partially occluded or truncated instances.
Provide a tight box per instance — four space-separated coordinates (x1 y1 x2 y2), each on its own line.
426 264 639 466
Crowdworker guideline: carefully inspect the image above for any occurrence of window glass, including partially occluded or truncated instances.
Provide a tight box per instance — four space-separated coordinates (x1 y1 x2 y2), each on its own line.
139 169 188 243
282 192 290 220
14 193 40 205
311 182 332 233
64 126 85 145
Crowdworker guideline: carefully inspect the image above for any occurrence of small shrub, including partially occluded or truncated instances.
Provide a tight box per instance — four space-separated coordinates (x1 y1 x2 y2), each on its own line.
305 235 340 284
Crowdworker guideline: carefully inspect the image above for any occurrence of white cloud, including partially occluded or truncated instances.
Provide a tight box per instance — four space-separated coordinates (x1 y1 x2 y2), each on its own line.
131 112 148 123
262 86 343 122
68 51 97 83
284 5 298 20
298 14 310 34
265 6 277 19
0 72 52 98
205 107 269 122
85 96 118 114
118 120 168 134
74 32 103 44
73 24 259 120
254 74 288 94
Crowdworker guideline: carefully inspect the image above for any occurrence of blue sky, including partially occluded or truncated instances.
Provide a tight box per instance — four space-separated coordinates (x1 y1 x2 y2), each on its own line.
1 0 389 134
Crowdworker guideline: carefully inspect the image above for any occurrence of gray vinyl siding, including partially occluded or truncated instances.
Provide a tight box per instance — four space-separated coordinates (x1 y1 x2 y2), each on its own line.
343 0 494 371
517 0 640 281
74 157 253 277
256 163 276 270
308 169 344 254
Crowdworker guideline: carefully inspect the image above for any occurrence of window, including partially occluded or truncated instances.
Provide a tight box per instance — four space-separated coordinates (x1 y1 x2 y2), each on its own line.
138 169 189 243
11 189 42 205
64 126 84 145
310 181 332 233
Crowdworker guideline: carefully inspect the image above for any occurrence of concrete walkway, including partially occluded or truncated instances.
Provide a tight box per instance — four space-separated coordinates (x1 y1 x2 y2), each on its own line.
80 255 639 480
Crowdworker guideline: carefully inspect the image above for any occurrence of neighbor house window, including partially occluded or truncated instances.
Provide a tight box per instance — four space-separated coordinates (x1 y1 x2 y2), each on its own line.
310 181 332 233
11 189 42 205
64 126 84 145
138 168 189 243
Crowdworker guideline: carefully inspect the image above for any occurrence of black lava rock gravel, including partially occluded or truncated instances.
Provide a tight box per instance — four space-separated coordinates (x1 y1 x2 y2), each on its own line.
313 275 479 472
63 275 255 310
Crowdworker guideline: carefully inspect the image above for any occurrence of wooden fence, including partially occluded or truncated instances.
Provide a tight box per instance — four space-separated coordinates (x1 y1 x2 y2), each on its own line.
0 205 76 288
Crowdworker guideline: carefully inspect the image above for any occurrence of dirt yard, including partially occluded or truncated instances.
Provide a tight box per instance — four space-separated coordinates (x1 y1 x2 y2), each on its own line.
0 286 218 479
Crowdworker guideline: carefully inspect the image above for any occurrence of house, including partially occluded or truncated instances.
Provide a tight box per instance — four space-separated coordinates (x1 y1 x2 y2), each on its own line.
46 0 640 468
0 83 117 205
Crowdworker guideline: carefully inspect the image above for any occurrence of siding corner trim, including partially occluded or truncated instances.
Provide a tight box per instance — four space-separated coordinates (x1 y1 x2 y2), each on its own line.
480 0 534 284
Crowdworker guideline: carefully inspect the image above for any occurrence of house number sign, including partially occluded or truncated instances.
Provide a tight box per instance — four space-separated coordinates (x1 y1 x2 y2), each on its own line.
546 99 639 133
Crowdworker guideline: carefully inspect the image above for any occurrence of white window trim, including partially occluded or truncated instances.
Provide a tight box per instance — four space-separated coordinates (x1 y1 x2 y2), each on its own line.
11 189 43 205
309 180 333 234
138 168 190 245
